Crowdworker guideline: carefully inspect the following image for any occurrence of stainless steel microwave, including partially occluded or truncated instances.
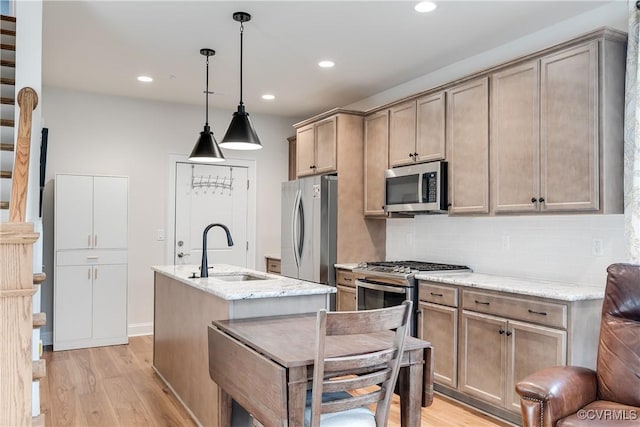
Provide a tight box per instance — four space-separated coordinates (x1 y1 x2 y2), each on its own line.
384 161 448 213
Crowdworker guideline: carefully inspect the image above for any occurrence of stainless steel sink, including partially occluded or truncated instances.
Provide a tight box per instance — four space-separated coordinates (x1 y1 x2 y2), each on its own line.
211 273 267 282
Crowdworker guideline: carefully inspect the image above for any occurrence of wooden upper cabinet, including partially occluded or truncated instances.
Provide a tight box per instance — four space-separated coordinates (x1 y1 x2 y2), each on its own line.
416 92 446 163
364 110 389 217
296 124 316 177
389 101 417 167
491 61 540 213
447 77 489 214
314 117 338 174
540 41 598 212
295 117 337 177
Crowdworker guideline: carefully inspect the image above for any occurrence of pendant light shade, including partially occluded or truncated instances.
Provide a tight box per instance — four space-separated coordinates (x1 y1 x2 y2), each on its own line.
190 125 225 162
219 12 262 150
189 48 225 163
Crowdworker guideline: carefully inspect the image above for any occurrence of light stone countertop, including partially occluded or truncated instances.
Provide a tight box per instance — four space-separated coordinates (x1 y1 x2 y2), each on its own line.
264 254 281 260
152 264 335 301
414 271 604 301
334 263 360 271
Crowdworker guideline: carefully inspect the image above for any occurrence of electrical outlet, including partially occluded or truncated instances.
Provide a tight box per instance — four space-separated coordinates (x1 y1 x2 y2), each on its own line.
592 238 604 256
501 235 510 251
157 229 165 241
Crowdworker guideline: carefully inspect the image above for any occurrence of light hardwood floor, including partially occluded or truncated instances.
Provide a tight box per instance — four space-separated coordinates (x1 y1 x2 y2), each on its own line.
40 336 512 427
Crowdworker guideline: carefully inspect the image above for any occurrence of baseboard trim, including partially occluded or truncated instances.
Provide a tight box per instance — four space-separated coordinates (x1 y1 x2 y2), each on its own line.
128 322 153 337
41 324 152 346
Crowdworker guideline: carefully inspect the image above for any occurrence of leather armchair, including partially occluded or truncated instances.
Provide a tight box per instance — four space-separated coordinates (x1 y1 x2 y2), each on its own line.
515 263 640 426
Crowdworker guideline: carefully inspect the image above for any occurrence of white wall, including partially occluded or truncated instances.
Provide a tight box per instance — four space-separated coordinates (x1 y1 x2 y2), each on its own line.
353 2 629 286
40 86 297 342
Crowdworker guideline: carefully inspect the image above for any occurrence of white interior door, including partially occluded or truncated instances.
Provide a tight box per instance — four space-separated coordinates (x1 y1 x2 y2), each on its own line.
174 162 249 269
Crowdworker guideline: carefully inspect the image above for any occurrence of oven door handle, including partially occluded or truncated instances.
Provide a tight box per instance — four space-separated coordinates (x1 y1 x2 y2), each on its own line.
356 280 407 294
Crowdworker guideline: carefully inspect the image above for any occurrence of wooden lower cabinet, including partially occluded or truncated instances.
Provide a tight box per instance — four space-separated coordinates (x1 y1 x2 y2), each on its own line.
419 302 457 388
265 257 281 274
336 285 356 311
459 311 567 412
506 320 567 412
419 279 592 424
335 268 360 311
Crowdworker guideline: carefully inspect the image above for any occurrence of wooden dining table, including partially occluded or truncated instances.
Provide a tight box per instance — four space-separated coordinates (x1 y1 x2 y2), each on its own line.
208 313 433 427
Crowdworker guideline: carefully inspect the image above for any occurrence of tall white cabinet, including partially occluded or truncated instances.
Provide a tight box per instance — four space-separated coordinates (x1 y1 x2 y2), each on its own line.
54 174 128 350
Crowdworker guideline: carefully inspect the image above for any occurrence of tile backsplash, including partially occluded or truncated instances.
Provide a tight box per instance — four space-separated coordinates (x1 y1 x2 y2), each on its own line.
387 214 626 286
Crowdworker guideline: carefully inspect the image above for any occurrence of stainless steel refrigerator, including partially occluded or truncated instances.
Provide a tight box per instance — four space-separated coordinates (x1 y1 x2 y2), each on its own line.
281 175 337 290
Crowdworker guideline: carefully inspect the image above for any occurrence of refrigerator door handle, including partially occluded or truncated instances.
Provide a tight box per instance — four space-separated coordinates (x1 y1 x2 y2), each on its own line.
297 193 305 262
292 189 301 269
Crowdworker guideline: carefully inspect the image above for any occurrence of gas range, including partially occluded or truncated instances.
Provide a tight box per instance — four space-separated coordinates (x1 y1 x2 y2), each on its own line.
353 260 470 282
353 260 469 337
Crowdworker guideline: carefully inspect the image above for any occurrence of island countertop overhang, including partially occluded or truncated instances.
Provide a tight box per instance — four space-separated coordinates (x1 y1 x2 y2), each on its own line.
152 264 336 301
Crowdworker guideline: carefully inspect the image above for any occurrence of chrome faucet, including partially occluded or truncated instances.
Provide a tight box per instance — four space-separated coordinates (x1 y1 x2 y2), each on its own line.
200 223 234 278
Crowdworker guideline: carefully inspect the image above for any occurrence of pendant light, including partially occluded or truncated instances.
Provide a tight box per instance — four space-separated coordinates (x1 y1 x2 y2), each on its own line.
189 48 225 162
219 12 262 150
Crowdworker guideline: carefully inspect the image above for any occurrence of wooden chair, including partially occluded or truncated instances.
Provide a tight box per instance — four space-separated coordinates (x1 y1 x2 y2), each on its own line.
307 301 412 427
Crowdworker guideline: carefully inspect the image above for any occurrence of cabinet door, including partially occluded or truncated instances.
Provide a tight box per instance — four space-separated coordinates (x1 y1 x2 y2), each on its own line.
93 264 128 340
447 78 489 214
364 111 389 217
55 265 93 343
506 320 566 412
55 175 93 250
296 124 316 177
93 176 128 249
315 117 338 174
540 41 598 212
389 101 417 167
459 310 507 407
336 285 356 311
416 92 446 163
419 302 458 388
491 62 540 213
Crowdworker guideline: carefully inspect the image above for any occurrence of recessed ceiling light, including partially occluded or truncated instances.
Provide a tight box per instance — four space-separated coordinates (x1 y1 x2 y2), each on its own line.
137 75 153 82
262 94 275 100
318 60 335 68
415 1 437 13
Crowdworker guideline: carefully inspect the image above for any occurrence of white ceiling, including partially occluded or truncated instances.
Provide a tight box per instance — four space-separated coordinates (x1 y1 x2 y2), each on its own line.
42 1 615 118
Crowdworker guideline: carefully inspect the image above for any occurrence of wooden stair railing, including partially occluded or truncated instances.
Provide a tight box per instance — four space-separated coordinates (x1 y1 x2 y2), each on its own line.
0 86 40 427
9 87 38 223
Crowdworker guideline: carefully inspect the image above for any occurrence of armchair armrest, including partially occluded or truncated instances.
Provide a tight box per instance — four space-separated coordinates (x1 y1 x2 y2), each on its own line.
515 366 597 427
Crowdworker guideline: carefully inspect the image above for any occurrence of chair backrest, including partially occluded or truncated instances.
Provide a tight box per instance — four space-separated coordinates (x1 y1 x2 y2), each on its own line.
309 301 412 427
596 263 640 406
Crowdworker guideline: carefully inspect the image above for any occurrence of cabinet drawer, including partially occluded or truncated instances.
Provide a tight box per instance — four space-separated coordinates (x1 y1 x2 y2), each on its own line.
462 289 567 329
266 257 281 274
419 282 458 307
336 269 357 288
56 250 128 266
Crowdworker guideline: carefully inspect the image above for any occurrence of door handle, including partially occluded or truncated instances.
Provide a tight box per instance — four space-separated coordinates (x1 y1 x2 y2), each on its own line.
292 190 302 269
94 268 98 280
94 235 98 247
177 252 190 258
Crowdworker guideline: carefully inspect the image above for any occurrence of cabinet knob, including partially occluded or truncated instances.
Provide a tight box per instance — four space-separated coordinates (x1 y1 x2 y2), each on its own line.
531 197 537 203
414 152 419 157
506 330 512 337
409 153 414 158
539 197 545 203
498 328 505 335
309 165 316 169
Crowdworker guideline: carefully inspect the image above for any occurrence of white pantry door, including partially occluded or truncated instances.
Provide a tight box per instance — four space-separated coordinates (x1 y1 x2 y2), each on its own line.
174 162 249 269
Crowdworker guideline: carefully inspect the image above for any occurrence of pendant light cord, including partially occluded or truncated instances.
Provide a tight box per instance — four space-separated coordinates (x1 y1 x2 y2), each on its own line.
205 54 210 126
239 21 244 107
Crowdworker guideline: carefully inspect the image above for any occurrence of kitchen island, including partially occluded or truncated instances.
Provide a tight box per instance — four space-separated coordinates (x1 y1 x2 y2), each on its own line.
152 264 335 427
